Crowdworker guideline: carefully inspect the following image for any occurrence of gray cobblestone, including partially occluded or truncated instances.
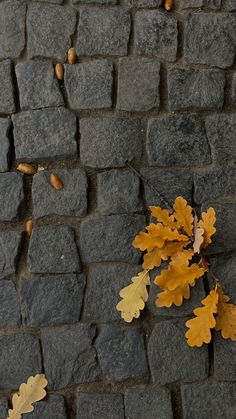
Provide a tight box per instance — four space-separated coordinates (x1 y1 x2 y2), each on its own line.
27 395 67 419
77 393 124 419
73 0 116 3
126 0 162 6
0 173 24 221
32 0 63 3
125 387 173 419
0 60 15 114
194 167 236 204
0 1 26 59
0 231 22 280
0 281 21 326
213 333 236 381
205 113 236 164
232 73 236 102
181 0 221 8
0 400 8 419
208 254 236 303
0 118 11 172
226 0 236 10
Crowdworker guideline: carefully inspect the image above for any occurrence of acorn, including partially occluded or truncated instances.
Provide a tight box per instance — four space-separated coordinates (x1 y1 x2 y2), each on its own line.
164 0 174 11
68 47 77 64
55 63 64 80
17 163 37 175
25 219 34 237
50 173 64 190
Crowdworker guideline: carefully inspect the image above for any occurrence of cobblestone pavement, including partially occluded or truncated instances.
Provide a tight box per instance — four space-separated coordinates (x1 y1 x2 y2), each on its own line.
0 0 236 418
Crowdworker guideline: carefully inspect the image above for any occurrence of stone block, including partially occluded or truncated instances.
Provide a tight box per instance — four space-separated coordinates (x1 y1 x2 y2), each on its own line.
208 254 236 304
0 281 21 326
76 393 124 419
0 1 26 59
125 387 173 419
213 333 236 381
0 60 15 114
127 0 162 6
205 113 236 164
0 118 11 172
0 173 24 221
0 231 22 280
26 395 67 419
181 0 221 8
0 400 8 419
194 167 236 204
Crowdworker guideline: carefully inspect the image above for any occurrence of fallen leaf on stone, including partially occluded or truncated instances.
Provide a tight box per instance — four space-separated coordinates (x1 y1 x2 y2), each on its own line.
143 241 187 270
173 196 194 236
198 207 216 248
25 219 34 237
193 227 204 254
50 173 63 190
68 47 77 64
17 163 37 175
215 285 236 341
55 63 64 80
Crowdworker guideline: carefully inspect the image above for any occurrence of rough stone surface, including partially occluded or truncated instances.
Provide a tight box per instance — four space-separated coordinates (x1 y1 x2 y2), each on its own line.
83 263 140 322
205 113 236 164
77 393 124 419
213 333 236 381
181 383 236 419
80 214 145 264
32 0 63 3
148 319 209 385
117 58 160 111
0 231 22 280
28 226 81 273
194 167 236 204
167 68 225 111
77 8 130 56
80 117 142 168
32 169 87 218
41 324 100 389
232 73 236 102
226 0 236 10
0 1 26 59
127 0 162 6
0 281 21 326
20 274 85 326
125 387 173 419
74 0 116 3
181 0 221 8
0 333 42 390
0 399 8 419
26 395 67 419
208 254 236 304
96 325 148 382
0 60 15 114
0 173 24 221
13 108 77 160
97 169 142 215
27 4 76 61
64 61 113 110
0 118 11 172
134 11 178 61
16 61 64 110
147 114 211 167
183 13 236 68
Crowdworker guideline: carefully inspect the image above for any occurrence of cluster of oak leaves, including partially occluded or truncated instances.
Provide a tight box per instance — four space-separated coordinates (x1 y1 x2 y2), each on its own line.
116 197 236 347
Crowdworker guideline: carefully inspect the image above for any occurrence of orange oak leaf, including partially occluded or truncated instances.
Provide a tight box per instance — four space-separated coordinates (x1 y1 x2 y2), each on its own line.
215 286 236 341
143 241 188 270
150 206 176 229
198 207 216 248
156 284 190 308
173 197 194 236
185 289 218 347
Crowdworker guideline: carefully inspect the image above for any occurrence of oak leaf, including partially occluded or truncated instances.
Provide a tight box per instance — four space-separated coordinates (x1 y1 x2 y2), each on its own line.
193 227 204 254
215 286 236 341
156 284 190 307
7 374 48 419
173 197 194 236
185 289 218 347
116 270 150 323
133 223 188 252
198 207 216 248
150 206 176 229
143 241 188 270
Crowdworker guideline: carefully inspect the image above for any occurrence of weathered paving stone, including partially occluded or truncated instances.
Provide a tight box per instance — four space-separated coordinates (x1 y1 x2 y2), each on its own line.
77 393 124 419
0 281 21 326
181 382 236 419
95 325 148 382
27 395 67 419
80 214 146 264
148 319 208 385
125 387 173 419
80 117 142 168
205 113 236 164
32 169 87 218
147 114 211 167
77 7 130 56
20 274 85 326
0 60 15 114
0 1 26 59
27 4 76 61
208 254 236 303
41 324 100 389
64 61 113 109
0 333 42 390
226 0 236 10
181 0 221 8
183 13 236 68
0 231 22 279
126 0 162 6
117 58 160 111
32 0 63 3
28 226 81 273
16 61 64 110
134 10 178 62
194 167 236 204
73 0 116 3
0 118 11 172
12 108 77 160
213 333 236 381
0 173 24 221
0 399 8 419
167 68 225 111
97 170 142 215
83 263 140 322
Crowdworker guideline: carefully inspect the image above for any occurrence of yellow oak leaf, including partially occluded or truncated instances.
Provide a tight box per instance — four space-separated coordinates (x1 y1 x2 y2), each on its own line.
132 231 162 252
215 285 236 341
133 223 188 252
7 374 48 419
116 270 150 323
185 289 218 347
147 223 189 242
149 206 176 229
193 227 204 254
173 196 194 236
143 241 189 270
198 207 216 248
156 284 190 307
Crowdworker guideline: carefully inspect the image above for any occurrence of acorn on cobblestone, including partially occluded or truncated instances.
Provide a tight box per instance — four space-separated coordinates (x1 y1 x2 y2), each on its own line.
17 163 37 175
164 0 174 10
55 63 64 80
68 47 77 64
50 172 64 190
25 219 34 236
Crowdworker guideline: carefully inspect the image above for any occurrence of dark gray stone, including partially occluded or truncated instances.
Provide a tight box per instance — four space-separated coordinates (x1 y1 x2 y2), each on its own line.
77 7 130 56
77 393 124 419
0 231 22 279
74 0 116 3
0 400 8 419
0 281 21 326
32 169 87 218
126 0 162 6
213 333 236 381
181 0 221 8
80 117 142 168
27 4 76 61
16 61 64 110
0 60 15 114
41 324 100 389
148 319 209 385
134 10 177 62
147 114 211 167
232 73 236 102
80 214 146 264
13 108 77 160
205 113 236 164
32 0 63 3
26 395 67 419
96 325 148 382
0 173 24 221
167 68 225 111
0 1 26 59
181 382 236 419
117 58 160 111
28 226 81 273
64 60 113 109
194 167 236 204
0 333 42 390
208 254 236 304
83 263 140 322
125 387 173 419
20 274 85 326
97 170 142 215
226 0 236 10
183 13 236 68
0 118 11 172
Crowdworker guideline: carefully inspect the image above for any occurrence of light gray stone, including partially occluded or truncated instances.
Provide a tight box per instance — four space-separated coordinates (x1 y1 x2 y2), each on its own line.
0 118 11 172
205 113 236 164
0 1 26 59
125 387 173 419
213 333 236 381
0 60 15 114
26 395 67 419
77 393 124 419
0 173 24 221
0 231 22 279
0 281 21 326
194 167 236 204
